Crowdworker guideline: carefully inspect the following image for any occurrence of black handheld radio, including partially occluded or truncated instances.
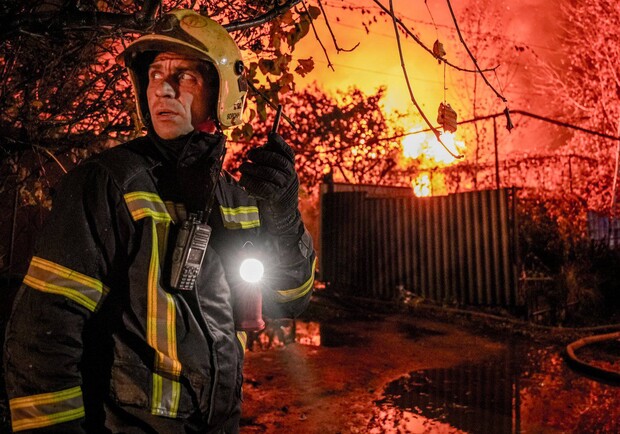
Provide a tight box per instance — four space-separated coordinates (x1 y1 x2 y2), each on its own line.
169 136 226 291
170 212 212 291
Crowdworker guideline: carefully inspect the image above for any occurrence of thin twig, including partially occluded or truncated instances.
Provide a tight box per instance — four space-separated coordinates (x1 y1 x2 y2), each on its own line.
372 0 497 74
301 0 335 71
135 0 161 24
445 0 507 103
34 145 68 174
2 1 301 38
317 0 360 53
388 0 462 159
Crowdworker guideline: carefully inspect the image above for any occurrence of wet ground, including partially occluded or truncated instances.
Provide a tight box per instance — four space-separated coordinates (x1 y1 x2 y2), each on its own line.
240 295 620 433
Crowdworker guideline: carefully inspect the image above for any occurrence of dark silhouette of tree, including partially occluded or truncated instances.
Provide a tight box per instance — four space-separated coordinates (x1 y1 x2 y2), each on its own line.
0 0 319 275
0 0 315 153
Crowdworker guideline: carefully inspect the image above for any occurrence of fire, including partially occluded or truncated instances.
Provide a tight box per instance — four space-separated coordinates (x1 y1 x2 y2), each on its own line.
412 173 431 197
402 129 463 165
401 128 465 197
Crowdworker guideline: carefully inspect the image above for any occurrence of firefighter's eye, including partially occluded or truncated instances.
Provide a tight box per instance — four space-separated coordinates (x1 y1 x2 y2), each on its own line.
149 70 163 80
179 72 197 82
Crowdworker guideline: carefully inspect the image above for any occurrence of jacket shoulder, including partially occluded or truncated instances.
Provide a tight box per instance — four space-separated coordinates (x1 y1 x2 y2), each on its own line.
80 137 157 188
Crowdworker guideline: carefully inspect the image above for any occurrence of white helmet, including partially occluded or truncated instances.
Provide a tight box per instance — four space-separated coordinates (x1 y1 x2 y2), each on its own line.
117 9 247 129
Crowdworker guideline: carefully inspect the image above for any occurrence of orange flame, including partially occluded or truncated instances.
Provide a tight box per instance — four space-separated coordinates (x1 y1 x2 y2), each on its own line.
402 129 463 165
401 128 465 197
412 173 431 197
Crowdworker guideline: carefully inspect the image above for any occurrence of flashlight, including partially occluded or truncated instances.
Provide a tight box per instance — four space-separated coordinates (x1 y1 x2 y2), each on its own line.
235 242 266 332
240 257 264 283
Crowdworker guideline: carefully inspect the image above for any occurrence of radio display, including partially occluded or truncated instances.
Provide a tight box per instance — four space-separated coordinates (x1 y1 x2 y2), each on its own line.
187 248 205 265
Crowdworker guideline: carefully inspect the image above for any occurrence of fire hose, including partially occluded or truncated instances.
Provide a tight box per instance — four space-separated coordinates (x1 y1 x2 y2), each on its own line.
565 331 620 383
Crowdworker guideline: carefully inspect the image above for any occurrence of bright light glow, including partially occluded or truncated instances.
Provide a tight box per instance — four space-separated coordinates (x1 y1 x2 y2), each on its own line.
240 258 264 283
413 173 431 197
401 129 464 165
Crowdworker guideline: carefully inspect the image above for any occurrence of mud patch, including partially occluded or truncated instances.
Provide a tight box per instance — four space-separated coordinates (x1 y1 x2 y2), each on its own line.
398 322 446 339
320 322 364 348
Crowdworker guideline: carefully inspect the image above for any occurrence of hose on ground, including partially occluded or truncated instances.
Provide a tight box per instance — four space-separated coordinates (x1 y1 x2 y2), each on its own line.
565 332 620 383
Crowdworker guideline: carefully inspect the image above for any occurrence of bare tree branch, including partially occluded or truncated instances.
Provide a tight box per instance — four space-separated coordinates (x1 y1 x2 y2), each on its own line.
2 11 151 39
135 0 162 24
388 0 462 159
317 0 359 53
445 0 507 103
301 0 334 71
224 0 302 31
1 0 302 38
372 0 497 74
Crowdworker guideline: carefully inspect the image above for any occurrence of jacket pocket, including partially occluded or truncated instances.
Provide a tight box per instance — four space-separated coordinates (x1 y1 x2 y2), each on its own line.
110 362 150 408
110 362 211 418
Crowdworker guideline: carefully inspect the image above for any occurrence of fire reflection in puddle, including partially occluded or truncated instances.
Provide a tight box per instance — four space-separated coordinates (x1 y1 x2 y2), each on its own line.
246 320 321 351
296 320 321 346
369 342 620 433
247 319 369 351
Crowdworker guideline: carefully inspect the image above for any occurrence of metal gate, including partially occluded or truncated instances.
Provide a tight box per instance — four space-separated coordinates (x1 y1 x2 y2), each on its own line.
320 183 519 306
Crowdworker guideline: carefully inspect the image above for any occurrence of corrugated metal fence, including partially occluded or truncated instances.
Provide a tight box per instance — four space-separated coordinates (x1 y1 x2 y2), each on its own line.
320 183 519 307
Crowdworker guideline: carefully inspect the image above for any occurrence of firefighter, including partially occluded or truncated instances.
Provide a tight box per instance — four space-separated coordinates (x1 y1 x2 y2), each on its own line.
3 9 315 433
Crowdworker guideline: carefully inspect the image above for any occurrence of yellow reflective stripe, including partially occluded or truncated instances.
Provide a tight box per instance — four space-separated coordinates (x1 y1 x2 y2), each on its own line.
10 386 84 432
221 205 259 216
145 219 182 417
151 373 181 417
275 257 317 302
23 256 108 312
125 191 162 202
124 191 171 223
237 331 248 352
219 205 260 230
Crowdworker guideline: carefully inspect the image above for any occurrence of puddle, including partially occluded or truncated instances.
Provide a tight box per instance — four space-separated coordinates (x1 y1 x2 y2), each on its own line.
370 341 620 433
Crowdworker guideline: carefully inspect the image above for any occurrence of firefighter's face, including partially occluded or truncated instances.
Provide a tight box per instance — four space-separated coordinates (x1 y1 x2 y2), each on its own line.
146 52 213 140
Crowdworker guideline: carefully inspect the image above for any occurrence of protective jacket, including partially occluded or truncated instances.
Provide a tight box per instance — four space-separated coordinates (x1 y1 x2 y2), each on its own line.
3 134 315 433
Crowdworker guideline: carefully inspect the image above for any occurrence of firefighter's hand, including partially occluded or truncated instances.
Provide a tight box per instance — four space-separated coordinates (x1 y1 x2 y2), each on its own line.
239 133 300 233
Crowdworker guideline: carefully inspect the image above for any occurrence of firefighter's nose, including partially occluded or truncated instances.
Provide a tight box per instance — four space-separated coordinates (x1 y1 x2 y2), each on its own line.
155 79 175 97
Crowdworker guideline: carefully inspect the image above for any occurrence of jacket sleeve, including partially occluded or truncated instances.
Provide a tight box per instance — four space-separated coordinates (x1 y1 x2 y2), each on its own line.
3 161 127 433
258 218 317 319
